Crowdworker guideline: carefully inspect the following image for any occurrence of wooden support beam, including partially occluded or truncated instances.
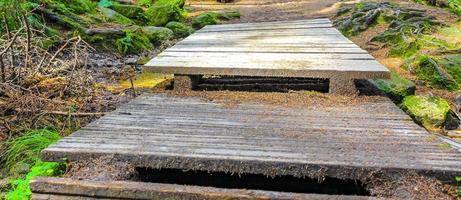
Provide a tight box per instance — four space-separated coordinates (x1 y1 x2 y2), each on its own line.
329 77 358 95
174 74 202 91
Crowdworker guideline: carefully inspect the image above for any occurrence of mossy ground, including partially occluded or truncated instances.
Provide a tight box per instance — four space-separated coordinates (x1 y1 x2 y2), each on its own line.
371 71 415 102
119 72 173 90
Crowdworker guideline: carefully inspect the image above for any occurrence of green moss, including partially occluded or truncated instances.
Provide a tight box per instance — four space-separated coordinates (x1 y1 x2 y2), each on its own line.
6 161 65 200
137 0 153 7
448 0 461 16
44 0 97 15
165 21 195 38
192 12 220 29
115 30 153 55
192 10 241 29
109 3 144 19
119 72 172 89
142 26 174 45
370 71 415 102
145 0 188 26
401 95 451 130
99 6 133 25
411 55 459 91
1 129 61 176
157 0 186 7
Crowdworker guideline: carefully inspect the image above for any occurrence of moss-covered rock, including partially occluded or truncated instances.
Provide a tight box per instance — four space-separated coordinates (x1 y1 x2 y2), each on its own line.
141 26 174 45
165 21 195 38
370 71 415 102
115 30 153 55
192 11 240 29
192 12 220 29
99 6 133 25
410 55 459 91
402 95 451 130
145 1 188 26
109 3 144 19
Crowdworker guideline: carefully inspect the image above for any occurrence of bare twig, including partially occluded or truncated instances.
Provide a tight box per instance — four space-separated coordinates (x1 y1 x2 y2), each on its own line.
14 108 106 116
22 14 31 69
49 37 79 64
0 57 5 82
2 15 14 66
0 28 24 56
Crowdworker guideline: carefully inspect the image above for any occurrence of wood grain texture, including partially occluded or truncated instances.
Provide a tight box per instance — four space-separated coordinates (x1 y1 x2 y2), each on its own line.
41 94 461 182
31 177 378 200
144 18 390 79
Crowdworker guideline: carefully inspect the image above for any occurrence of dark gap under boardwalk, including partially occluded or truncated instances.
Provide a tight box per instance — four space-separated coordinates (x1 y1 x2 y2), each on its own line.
41 93 461 183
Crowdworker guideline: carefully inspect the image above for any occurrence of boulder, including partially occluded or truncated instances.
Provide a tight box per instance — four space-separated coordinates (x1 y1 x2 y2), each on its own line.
165 22 195 38
145 2 187 26
370 71 415 102
402 95 451 130
109 3 144 19
141 26 174 44
99 6 133 25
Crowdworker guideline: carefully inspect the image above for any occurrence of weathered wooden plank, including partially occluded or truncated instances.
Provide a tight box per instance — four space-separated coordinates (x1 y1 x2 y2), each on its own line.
166 47 367 53
194 27 342 36
31 177 378 200
158 52 374 60
201 18 332 29
180 35 352 44
40 94 461 182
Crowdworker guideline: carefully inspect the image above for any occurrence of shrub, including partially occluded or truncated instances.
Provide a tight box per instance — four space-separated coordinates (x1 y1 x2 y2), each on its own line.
1 129 61 176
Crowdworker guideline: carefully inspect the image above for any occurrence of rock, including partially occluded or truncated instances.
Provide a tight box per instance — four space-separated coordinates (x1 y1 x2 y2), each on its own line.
370 71 415 102
412 55 459 91
402 95 451 130
165 22 195 38
192 12 220 29
99 6 133 25
455 93 461 107
141 26 174 44
443 110 460 130
85 28 126 36
145 1 187 26
192 11 240 29
109 3 144 19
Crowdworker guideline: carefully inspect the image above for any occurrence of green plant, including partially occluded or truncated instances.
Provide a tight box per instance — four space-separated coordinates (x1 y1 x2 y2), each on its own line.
1 129 61 176
115 30 153 55
456 176 461 197
6 161 65 200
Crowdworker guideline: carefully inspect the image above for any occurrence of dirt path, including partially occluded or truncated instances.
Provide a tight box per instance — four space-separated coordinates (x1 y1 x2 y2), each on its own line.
187 0 343 22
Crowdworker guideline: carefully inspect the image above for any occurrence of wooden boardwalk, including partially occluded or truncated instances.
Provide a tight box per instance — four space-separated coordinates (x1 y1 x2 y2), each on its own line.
144 18 390 94
41 94 461 182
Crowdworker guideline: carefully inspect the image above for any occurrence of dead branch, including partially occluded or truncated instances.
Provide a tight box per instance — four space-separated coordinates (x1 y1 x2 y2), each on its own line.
14 108 106 116
49 37 79 64
22 14 31 69
0 28 24 57
2 15 14 66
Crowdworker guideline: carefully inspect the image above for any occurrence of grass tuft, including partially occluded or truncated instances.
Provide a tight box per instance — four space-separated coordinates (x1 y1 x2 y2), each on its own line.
1 129 61 176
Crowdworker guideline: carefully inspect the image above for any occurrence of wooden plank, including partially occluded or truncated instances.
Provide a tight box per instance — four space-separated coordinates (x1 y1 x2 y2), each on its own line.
194 27 342 36
180 35 352 44
40 94 461 182
198 23 333 32
202 18 332 28
31 177 378 200
166 46 367 54
158 52 375 60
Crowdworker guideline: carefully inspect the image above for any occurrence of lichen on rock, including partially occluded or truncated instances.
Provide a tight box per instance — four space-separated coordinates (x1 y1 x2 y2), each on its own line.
370 71 415 102
165 21 195 38
401 95 451 130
